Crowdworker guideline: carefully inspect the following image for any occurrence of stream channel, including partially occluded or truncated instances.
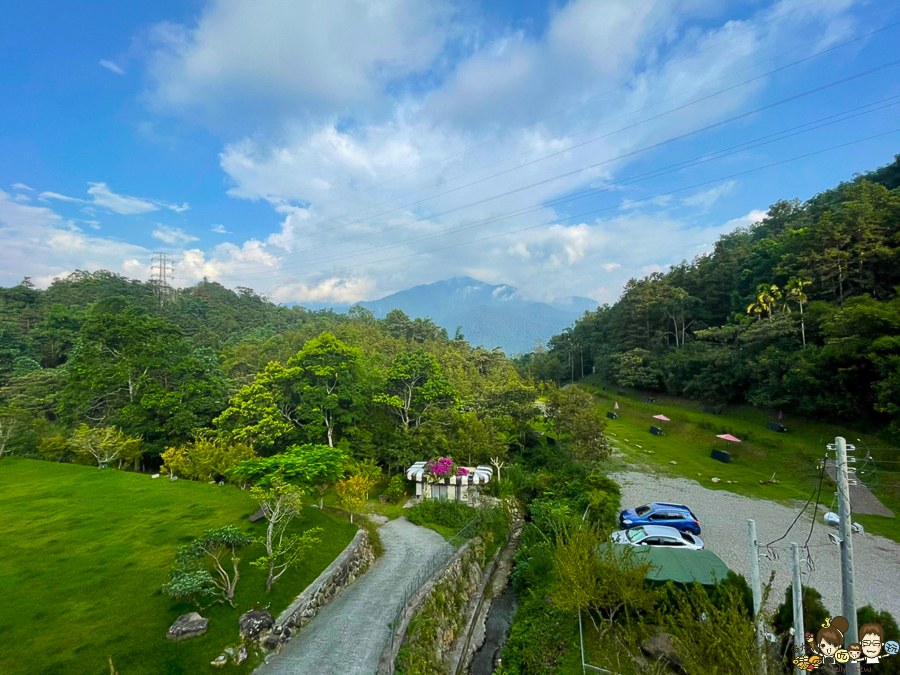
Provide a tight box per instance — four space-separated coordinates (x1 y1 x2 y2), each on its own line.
468 582 518 675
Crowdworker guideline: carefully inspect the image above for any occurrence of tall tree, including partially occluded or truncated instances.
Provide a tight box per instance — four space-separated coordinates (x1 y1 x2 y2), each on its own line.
286 333 363 447
374 350 457 430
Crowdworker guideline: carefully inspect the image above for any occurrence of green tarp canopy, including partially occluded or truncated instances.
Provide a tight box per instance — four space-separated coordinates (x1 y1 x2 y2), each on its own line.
598 544 731 587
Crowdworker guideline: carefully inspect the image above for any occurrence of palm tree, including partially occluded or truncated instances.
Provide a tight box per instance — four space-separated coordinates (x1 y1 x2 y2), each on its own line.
786 278 811 346
747 284 780 321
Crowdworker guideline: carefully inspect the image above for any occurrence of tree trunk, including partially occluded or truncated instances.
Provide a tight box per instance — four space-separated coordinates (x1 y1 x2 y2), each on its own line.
799 303 806 347
266 561 275 593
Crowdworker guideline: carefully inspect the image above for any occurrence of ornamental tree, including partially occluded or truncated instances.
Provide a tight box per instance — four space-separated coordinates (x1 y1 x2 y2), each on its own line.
228 444 348 500
161 437 256 483
335 474 374 524
250 476 323 592
69 424 142 469
162 525 253 607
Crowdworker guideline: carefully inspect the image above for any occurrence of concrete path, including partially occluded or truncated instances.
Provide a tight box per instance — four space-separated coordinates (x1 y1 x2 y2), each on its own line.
257 517 447 675
824 462 894 517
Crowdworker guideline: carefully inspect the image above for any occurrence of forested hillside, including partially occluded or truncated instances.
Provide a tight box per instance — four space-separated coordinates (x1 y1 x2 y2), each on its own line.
0 274 535 470
521 155 900 439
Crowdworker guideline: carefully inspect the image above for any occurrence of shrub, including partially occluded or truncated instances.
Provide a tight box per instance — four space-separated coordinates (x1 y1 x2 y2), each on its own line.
584 473 621 530
406 499 476 532
658 581 762 675
511 524 554 593
383 474 408 503
501 594 577 675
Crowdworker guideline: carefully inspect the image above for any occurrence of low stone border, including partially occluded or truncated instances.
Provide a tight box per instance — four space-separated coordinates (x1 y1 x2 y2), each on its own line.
261 528 376 650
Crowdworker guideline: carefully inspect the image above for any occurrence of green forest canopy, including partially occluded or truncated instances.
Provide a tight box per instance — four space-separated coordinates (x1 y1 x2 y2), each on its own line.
0 272 537 471
520 155 900 441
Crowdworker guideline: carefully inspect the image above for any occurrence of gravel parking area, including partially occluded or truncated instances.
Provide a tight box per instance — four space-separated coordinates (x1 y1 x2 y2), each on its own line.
611 471 900 621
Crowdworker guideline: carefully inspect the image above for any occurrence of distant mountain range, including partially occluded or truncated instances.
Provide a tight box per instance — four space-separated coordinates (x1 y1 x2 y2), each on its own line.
300 277 597 355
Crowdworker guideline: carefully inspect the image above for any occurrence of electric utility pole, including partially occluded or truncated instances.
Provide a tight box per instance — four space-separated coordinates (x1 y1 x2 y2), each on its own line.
748 520 765 674
791 542 805 675
834 437 860 675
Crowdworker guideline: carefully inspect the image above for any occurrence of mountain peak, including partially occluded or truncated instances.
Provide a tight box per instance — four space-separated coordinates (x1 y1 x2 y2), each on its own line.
355 277 595 354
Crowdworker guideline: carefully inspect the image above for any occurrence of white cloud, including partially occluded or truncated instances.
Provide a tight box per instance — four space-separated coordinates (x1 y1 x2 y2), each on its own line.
38 182 188 215
39 191 88 204
33 0 851 304
0 190 151 287
87 182 159 215
13 194 31 203
175 240 279 285
211 224 230 234
721 208 767 230
12 183 34 191
145 0 456 122
682 180 736 209
619 195 672 210
190 0 861 304
152 225 199 245
99 59 125 75
271 275 377 305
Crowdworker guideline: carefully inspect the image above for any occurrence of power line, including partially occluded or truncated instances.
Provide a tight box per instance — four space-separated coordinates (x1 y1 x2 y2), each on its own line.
236 18 900 253
763 461 823 551
304 12 872 230
803 458 828 548
225 125 900 282
223 92 900 278
307 0 854 212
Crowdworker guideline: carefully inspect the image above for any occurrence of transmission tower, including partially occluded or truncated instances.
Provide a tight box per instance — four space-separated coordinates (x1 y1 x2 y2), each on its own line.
150 252 175 306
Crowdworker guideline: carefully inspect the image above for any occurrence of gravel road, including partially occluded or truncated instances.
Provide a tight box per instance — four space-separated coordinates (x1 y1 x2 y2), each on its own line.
257 517 447 675
611 471 900 621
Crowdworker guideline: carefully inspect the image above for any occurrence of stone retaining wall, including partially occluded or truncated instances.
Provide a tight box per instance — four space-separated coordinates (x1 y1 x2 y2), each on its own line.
264 528 376 650
379 537 491 674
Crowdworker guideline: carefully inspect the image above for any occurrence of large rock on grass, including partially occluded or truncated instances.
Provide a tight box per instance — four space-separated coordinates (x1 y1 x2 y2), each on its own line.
167 612 208 641
239 609 275 640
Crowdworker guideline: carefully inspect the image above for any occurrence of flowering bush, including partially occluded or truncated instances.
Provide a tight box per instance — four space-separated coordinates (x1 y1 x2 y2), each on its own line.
425 457 468 481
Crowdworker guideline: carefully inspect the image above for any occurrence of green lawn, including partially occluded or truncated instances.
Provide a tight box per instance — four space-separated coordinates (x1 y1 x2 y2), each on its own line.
579 375 900 543
0 459 358 675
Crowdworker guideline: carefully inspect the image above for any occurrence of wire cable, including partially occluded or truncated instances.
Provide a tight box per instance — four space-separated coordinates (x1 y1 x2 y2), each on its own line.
803 458 828 548
222 126 900 283
221 93 900 278
225 126 900 282
300 9 892 230
765 456 830 551
233 18 900 253
309 0 830 212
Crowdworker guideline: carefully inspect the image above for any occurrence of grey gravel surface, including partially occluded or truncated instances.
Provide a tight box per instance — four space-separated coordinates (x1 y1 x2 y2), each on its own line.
612 471 900 620
257 517 447 675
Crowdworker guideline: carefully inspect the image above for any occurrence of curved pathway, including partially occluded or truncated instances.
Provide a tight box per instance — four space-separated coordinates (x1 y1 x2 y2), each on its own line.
257 517 447 675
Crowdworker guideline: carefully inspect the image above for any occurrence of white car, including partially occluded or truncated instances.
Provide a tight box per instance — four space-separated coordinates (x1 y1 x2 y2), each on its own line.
610 524 705 550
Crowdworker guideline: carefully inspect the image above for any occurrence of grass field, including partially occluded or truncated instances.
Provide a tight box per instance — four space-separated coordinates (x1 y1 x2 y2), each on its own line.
579 375 900 543
0 459 358 675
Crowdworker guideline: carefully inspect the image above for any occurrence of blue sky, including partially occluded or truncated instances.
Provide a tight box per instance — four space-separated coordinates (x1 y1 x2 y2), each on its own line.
1 0 899 304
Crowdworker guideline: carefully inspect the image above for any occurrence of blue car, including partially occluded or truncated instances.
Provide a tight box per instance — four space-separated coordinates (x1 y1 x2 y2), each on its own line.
618 502 701 535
